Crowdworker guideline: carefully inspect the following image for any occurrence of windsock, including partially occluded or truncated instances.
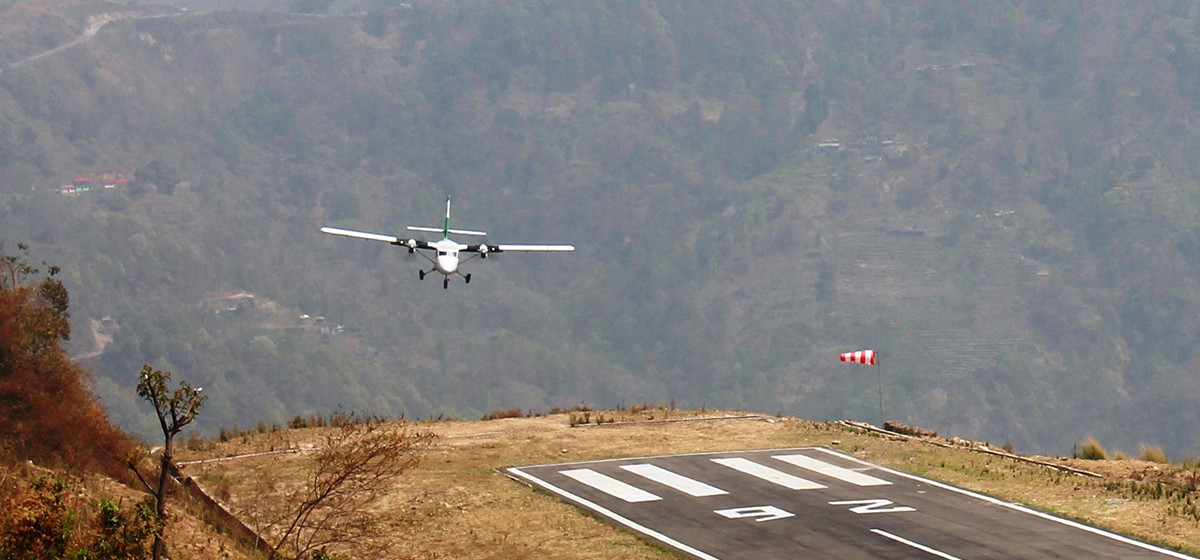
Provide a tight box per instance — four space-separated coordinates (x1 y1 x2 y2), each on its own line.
840 350 876 365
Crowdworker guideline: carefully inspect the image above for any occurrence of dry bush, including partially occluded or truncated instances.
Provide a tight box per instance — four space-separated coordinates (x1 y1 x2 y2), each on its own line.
0 469 155 559
254 420 436 559
629 402 654 414
482 408 523 421
1140 444 1168 464
1076 436 1108 460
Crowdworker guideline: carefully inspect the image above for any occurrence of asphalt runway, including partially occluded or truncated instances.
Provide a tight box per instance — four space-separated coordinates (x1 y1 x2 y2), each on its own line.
504 447 1197 560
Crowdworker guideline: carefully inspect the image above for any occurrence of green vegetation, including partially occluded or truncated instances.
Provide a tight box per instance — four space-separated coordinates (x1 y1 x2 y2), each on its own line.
0 1 1199 462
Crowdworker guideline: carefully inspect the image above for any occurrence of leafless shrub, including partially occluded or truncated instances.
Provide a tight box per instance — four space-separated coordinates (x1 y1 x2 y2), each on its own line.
259 420 436 560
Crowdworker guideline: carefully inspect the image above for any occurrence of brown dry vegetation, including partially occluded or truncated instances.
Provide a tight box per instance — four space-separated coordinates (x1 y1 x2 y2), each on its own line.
171 409 1200 559
0 460 258 560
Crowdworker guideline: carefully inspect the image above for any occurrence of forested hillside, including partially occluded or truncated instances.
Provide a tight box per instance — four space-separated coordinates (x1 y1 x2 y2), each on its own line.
2 0 1200 458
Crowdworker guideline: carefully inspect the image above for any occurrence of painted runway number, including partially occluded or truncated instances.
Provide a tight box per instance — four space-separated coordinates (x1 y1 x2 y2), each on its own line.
713 499 914 524
715 505 795 522
829 499 916 514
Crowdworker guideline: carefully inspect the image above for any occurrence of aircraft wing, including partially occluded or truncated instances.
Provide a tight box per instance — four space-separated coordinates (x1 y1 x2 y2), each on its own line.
321 226 434 250
467 244 575 253
320 226 399 244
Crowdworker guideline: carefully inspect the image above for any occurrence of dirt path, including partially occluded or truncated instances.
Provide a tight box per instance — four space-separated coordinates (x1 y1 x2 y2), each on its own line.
1 9 192 76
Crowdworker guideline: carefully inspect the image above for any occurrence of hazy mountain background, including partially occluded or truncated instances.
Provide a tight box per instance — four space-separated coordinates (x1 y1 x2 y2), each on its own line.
2 0 1199 458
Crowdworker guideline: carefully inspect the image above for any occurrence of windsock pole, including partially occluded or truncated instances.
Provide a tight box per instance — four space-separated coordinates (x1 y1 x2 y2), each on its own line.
840 349 883 427
876 357 884 428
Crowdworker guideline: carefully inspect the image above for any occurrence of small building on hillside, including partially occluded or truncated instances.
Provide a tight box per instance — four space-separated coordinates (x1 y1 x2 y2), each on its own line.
101 172 130 189
815 139 841 152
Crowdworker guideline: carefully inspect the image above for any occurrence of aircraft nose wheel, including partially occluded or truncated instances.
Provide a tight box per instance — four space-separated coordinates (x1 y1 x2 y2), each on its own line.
443 278 449 289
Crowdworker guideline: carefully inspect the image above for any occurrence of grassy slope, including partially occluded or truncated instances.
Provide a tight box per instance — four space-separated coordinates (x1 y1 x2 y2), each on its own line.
176 410 1200 559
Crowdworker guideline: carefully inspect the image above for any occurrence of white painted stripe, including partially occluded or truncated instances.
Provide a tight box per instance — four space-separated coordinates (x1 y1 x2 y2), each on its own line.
621 464 728 497
712 457 826 490
773 454 891 486
506 467 722 560
559 469 662 503
871 529 964 560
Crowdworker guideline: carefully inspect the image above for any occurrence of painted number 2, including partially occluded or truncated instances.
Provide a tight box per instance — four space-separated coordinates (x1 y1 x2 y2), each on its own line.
829 499 915 514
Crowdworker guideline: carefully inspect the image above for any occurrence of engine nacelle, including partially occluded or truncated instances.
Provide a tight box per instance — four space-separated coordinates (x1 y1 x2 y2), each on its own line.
479 244 488 258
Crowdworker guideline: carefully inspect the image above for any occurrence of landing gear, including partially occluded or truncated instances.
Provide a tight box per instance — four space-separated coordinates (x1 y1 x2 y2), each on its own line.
443 278 449 289
464 273 472 284
419 270 426 280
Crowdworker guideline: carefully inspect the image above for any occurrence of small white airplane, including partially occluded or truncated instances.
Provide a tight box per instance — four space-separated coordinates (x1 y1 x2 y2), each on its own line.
321 196 575 288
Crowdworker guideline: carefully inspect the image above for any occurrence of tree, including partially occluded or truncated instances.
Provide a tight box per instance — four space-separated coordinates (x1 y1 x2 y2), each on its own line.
0 245 133 477
130 365 206 560
256 417 435 559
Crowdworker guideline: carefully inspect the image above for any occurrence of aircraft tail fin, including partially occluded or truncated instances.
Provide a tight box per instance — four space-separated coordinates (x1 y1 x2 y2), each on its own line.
406 196 487 237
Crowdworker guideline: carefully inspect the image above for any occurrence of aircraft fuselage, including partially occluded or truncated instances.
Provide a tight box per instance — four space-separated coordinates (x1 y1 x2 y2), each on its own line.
433 237 465 275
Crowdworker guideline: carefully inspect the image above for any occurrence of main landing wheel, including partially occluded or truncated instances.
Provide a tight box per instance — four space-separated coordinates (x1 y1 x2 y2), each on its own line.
419 270 426 280
443 278 449 289
465 273 472 284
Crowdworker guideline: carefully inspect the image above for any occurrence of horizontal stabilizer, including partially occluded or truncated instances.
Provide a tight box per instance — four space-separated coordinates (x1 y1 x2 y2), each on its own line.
407 225 488 237
320 227 398 244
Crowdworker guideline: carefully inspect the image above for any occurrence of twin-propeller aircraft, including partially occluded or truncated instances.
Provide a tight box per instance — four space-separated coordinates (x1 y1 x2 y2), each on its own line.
321 196 574 288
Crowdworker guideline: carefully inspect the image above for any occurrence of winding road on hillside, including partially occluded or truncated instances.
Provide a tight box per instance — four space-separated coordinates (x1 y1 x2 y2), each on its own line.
1 9 190 76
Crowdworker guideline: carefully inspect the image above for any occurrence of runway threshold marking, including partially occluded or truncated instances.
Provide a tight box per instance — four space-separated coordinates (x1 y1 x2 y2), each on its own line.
773 454 891 486
621 464 729 497
505 466 722 560
711 457 826 490
559 468 662 503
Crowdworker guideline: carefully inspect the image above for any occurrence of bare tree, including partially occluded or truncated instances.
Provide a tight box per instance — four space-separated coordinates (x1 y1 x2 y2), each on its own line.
260 417 436 559
129 365 206 560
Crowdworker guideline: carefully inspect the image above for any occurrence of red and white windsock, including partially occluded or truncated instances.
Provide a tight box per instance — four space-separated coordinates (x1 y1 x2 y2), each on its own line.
840 349 876 365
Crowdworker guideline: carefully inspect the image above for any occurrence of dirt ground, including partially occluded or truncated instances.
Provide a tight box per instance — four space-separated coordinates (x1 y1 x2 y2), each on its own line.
170 410 1200 559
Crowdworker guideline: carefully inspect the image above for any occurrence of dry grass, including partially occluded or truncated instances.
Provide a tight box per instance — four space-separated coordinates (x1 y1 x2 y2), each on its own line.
174 409 1200 559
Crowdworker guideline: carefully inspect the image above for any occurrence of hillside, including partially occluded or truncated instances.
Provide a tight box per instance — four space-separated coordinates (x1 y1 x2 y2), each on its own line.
174 410 1200 559
3 0 1200 460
